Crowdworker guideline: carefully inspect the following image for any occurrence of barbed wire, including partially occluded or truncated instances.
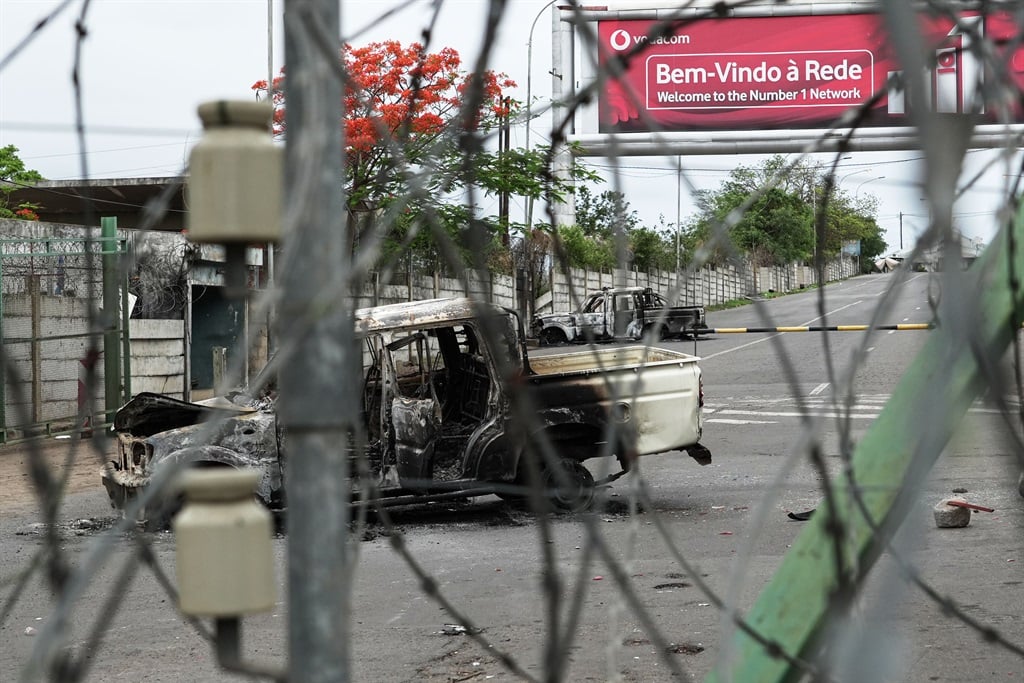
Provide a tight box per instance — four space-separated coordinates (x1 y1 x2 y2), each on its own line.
1 1 1022 682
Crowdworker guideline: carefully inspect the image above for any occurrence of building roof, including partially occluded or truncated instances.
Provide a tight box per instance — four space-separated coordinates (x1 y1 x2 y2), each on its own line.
3 178 185 232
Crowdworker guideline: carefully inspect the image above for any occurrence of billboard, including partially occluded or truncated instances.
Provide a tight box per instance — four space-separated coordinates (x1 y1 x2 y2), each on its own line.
597 12 1024 134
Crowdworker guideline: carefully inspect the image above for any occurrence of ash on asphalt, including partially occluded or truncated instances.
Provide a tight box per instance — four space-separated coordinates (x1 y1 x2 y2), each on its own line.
15 496 645 543
16 516 120 538
351 493 643 541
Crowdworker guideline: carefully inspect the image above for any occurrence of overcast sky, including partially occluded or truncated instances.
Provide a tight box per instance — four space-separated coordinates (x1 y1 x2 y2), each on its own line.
0 0 1015 253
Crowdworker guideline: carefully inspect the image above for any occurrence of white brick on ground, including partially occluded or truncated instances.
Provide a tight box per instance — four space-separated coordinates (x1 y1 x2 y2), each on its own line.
933 497 972 528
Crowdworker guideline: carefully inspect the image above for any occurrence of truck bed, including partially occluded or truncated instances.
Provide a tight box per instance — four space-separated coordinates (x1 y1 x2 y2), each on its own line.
527 345 700 377
525 345 704 457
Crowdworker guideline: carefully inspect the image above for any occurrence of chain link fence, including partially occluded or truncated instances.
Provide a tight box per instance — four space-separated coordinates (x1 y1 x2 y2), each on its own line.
0 235 130 442
2 1 1023 682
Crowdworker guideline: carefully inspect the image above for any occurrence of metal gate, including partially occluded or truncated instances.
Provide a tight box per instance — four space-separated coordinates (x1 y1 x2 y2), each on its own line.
0 227 131 443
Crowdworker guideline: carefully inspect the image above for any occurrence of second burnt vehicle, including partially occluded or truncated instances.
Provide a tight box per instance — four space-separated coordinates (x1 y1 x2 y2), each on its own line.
530 286 707 346
103 298 710 523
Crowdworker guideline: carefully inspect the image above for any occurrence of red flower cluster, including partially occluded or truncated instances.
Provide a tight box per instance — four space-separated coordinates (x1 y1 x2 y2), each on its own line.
251 42 516 151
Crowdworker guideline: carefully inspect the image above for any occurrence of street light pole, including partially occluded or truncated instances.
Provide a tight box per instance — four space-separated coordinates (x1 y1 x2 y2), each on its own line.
860 175 884 196
838 168 869 187
851 176 883 273
265 0 277 357
525 0 557 229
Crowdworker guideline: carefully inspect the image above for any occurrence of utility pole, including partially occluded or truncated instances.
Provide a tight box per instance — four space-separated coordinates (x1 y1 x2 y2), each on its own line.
101 217 122 423
265 0 277 357
499 97 510 245
279 1 354 681
900 211 904 250
675 156 681 273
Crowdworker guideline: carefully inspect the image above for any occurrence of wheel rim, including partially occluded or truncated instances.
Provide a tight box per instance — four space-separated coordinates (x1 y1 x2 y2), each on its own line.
543 459 594 511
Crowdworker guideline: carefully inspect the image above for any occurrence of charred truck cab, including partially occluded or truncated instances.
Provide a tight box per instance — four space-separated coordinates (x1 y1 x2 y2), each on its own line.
103 298 710 521
359 299 522 495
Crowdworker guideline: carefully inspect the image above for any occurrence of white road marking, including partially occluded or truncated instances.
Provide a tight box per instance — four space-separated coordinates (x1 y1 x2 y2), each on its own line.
809 383 829 396
705 418 778 425
716 409 880 419
970 407 1018 415
800 300 866 326
705 401 1004 423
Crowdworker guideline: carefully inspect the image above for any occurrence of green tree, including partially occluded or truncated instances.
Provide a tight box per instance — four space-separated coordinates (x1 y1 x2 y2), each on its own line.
554 187 680 272
683 156 889 268
858 228 887 271
0 145 43 219
685 184 813 266
733 189 813 265
574 187 641 237
552 224 615 271
629 225 676 271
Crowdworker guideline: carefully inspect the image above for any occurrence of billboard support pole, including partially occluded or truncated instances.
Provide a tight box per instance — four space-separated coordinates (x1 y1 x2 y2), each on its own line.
551 5 575 228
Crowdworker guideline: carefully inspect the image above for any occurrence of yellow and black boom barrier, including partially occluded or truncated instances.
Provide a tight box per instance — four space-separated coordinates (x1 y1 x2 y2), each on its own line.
695 323 933 334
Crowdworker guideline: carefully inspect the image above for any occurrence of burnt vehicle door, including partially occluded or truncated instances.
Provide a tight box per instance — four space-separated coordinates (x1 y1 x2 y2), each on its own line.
612 292 635 337
386 331 440 489
634 289 665 328
367 322 503 493
578 293 608 339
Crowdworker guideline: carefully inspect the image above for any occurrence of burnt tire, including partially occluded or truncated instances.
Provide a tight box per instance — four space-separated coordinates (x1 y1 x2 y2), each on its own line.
540 458 595 512
143 493 183 532
643 324 669 343
539 327 568 346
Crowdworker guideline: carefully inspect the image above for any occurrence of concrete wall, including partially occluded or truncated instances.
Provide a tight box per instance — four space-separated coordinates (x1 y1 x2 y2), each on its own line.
352 269 519 310
540 257 857 315
130 319 185 398
1 289 184 433
2 291 95 426
331 256 857 321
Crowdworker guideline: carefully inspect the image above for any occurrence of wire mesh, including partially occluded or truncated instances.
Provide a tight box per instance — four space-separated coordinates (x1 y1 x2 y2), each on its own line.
1 1 1023 682
0 237 127 439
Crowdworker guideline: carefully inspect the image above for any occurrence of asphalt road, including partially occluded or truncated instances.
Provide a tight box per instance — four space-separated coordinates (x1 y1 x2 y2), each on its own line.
2 273 1022 682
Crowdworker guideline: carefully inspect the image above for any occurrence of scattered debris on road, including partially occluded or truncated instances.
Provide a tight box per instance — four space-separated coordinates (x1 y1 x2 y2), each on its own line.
665 642 705 655
944 499 994 513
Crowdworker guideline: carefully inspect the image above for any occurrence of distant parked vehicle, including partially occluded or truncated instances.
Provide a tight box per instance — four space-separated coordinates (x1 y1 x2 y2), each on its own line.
875 256 904 272
530 286 707 345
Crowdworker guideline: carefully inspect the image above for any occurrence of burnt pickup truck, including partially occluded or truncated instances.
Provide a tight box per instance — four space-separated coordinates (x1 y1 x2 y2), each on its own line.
530 286 707 345
103 298 710 522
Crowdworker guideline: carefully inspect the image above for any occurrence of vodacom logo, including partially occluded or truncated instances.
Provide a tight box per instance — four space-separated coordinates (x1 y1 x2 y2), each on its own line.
609 29 632 51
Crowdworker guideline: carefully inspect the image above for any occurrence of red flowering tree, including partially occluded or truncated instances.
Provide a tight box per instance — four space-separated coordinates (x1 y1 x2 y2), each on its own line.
0 145 43 220
253 41 516 214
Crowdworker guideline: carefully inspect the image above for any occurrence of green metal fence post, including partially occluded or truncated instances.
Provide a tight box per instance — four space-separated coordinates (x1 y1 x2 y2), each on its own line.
119 236 132 403
101 217 121 424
